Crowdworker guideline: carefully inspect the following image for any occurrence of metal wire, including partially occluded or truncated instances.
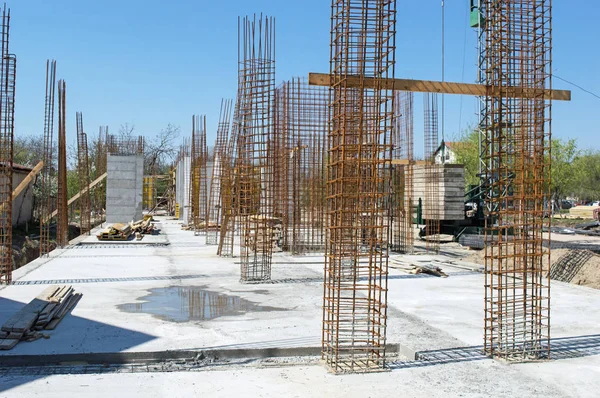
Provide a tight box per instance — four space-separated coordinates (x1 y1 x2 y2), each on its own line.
322 0 396 373
481 0 552 361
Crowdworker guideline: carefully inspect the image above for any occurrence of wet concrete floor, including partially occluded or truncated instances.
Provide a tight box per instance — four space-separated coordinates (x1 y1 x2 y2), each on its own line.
118 286 283 322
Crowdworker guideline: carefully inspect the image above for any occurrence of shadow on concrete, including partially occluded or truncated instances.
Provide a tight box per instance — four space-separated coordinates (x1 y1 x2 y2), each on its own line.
0 296 156 392
389 334 600 369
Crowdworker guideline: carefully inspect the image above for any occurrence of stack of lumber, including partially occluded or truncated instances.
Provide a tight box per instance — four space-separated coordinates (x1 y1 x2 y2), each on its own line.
0 285 82 350
131 215 154 235
96 222 133 241
412 164 466 221
570 206 600 219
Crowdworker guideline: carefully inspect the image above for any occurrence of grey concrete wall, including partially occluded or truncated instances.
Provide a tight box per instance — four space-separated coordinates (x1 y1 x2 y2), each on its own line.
106 154 144 223
176 156 191 223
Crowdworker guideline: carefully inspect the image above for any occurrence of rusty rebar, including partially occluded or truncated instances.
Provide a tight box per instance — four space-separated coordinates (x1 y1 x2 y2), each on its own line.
322 0 396 373
481 0 552 361
206 99 232 245
39 59 56 257
423 92 441 254
76 112 91 235
56 80 68 247
237 14 276 282
0 4 15 284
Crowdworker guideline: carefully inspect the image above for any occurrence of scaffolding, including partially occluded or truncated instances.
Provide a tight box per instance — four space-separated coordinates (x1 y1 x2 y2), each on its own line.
76 112 91 235
481 0 552 360
0 5 15 284
56 80 68 247
237 15 276 282
322 0 396 373
206 99 232 245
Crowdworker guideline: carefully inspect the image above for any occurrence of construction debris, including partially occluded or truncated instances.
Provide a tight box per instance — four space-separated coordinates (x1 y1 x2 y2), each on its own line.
389 258 449 278
0 285 82 350
96 216 155 241
97 223 132 241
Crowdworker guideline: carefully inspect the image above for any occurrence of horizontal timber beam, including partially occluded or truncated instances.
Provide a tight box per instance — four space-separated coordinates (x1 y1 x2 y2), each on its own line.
308 73 571 101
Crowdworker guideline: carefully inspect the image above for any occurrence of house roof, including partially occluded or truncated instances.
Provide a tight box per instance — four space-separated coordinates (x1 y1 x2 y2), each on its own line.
0 162 35 173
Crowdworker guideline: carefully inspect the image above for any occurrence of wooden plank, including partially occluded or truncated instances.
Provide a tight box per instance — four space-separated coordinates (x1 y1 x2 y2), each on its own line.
44 172 107 222
0 161 45 214
308 73 571 101
45 293 82 330
1 286 59 333
0 338 20 350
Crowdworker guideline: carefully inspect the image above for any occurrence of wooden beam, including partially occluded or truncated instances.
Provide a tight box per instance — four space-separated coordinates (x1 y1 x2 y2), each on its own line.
0 161 44 214
308 73 571 101
45 172 107 222
391 159 428 166
12 161 44 201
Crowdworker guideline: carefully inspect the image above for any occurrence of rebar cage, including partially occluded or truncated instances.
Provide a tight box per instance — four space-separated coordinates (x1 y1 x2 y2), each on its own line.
481 0 552 360
322 0 396 373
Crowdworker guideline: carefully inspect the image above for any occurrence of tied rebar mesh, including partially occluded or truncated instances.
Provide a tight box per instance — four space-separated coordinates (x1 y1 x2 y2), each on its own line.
190 115 208 235
206 99 232 246
39 60 56 257
56 80 68 247
481 0 552 361
0 5 15 284
391 91 414 254
322 0 396 373
237 15 276 283
274 78 328 255
76 112 91 235
424 93 440 254
218 98 241 257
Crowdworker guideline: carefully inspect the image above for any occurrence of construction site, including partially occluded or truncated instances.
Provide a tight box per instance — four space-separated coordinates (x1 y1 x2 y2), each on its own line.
0 1 599 397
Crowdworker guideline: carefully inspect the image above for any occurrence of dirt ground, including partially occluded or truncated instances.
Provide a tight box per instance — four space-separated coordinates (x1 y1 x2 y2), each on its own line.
464 246 600 290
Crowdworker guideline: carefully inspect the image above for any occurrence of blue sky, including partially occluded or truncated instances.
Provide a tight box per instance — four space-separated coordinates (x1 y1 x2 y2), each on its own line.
10 1 600 153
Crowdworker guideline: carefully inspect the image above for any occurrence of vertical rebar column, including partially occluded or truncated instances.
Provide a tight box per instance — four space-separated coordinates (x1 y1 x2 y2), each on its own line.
207 100 232 245
76 112 91 235
218 99 241 257
392 91 414 253
95 126 108 217
482 0 552 360
424 93 440 254
284 77 329 254
56 80 68 247
0 5 15 283
190 116 200 229
238 15 276 282
39 60 56 257
323 0 396 373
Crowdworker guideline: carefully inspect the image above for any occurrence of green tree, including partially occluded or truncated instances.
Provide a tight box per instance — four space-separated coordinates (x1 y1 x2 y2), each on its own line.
451 128 480 188
550 138 579 203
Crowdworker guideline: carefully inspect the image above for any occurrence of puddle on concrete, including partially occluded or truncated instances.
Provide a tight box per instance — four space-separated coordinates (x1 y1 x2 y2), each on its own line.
118 286 283 322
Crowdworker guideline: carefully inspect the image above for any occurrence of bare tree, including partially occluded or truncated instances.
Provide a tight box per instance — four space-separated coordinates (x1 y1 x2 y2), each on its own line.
118 123 136 141
145 124 180 174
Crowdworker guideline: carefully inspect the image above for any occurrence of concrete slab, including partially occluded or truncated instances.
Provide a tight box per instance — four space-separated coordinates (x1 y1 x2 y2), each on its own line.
0 216 598 397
